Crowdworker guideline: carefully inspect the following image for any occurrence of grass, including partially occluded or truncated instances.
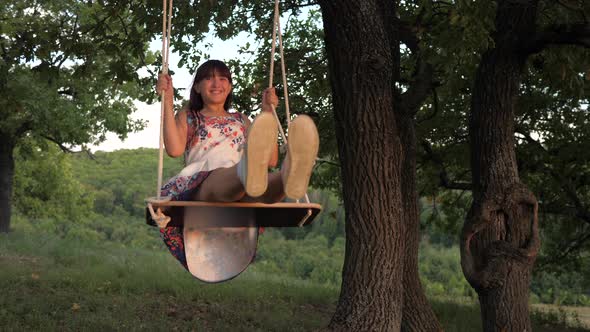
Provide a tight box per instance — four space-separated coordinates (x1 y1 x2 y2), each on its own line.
0 230 334 331
1 230 588 331
532 304 590 331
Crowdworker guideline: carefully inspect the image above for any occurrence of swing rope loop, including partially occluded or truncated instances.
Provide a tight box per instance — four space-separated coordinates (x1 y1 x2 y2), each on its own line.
151 0 310 207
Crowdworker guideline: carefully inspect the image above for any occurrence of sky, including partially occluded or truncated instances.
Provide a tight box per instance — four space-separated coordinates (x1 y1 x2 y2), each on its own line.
91 35 248 152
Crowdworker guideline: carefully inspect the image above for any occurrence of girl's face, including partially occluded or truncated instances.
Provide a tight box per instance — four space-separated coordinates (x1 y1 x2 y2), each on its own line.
194 71 232 108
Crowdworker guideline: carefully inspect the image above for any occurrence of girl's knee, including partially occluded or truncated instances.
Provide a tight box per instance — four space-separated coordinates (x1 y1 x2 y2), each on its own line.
209 189 245 202
262 192 285 204
224 190 246 202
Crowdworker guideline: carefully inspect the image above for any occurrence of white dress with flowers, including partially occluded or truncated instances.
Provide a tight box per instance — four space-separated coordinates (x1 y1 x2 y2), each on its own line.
160 110 246 201
156 109 250 271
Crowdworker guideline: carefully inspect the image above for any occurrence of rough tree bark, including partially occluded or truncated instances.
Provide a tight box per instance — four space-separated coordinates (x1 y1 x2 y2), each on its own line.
319 1 441 330
462 2 541 331
395 16 442 332
0 135 15 233
399 114 443 332
319 1 405 330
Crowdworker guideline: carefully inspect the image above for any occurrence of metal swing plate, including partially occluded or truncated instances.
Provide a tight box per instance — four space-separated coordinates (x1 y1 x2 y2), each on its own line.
183 206 258 283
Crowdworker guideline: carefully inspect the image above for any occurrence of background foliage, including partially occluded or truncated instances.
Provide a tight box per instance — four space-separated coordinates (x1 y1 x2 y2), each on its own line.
10 147 590 306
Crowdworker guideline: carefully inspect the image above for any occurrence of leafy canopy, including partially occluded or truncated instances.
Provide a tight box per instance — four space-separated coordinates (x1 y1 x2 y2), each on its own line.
0 0 159 147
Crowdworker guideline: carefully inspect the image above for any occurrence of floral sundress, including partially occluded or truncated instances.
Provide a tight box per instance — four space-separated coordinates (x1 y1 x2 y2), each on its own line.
156 110 246 268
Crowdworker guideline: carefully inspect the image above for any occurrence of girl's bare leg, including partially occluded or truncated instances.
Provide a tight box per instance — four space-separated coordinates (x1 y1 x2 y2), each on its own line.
194 166 285 203
240 172 285 204
192 166 251 233
194 165 245 202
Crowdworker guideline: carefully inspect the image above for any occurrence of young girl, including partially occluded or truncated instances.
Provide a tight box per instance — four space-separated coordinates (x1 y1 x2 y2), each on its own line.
153 60 319 267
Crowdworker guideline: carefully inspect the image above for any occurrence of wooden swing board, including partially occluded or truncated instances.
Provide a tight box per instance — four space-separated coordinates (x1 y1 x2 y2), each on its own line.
146 201 322 228
144 201 321 282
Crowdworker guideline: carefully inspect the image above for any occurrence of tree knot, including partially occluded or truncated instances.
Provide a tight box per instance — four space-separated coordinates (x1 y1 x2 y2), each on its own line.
460 181 540 291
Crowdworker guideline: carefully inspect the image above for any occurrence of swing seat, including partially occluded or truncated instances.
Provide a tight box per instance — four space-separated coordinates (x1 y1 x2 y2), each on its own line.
146 200 321 283
149 0 322 283
145 200 322 228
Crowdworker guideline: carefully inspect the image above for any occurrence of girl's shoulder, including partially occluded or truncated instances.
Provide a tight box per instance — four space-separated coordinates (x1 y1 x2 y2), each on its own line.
172 107 189 126
183 108 201 129
176 105 191 119
233 111 251 130
232 111 250 123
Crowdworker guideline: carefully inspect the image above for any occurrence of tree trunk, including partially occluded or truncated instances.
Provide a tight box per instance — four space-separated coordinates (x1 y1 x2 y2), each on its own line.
399 115 442 332
0 136 15 233
463 2 541 331
319 1 405 330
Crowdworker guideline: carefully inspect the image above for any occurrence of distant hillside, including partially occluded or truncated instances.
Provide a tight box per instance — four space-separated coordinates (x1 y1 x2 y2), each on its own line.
70 148 185 216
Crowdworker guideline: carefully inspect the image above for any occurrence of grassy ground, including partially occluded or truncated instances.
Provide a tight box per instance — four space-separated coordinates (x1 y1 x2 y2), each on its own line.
1 230 588 331
533 304 590 330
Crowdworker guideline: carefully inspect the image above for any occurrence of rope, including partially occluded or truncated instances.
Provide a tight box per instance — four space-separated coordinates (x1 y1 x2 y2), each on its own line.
268 0 288 146
157 0 173 199
268 0 279 89
276 12 291 133
268 0 310 204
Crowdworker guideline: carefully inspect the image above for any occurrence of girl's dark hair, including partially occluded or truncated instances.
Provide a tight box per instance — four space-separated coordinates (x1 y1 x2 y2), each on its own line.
189 60 233 112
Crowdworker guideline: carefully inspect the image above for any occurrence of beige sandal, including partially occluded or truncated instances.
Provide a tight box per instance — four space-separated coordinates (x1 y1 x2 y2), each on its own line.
282 115 319 200
238 112 278 197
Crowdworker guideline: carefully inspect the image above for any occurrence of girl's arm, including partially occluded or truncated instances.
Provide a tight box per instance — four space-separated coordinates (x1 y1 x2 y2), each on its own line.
157 73 187 157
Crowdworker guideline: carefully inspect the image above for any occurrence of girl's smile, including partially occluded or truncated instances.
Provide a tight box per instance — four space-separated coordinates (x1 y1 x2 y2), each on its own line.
195 73 231 108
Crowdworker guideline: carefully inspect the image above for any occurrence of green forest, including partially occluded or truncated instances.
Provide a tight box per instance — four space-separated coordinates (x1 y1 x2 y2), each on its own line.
7 146 590 306
2 146 589 330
